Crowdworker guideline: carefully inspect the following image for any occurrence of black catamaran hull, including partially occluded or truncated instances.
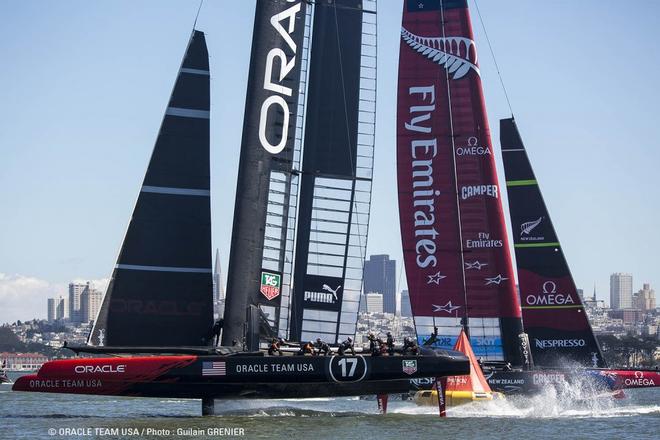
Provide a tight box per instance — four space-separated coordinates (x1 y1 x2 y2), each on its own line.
13 352 469 399
485 368 660 395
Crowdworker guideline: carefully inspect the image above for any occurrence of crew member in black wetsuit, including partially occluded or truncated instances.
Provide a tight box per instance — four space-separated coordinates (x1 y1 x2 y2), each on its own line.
207 318 223 346
424 326 439 346
402 337 419 355
338 337 355 356
315 338 331 356
268 338 283 356
386 332 395 356
367 332 377 354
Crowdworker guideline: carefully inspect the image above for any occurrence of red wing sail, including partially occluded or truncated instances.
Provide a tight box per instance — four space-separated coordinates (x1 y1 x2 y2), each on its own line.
501 118 606 368
397 0 523 364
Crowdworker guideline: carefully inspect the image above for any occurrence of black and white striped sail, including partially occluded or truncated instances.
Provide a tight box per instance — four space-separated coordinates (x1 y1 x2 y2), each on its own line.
90 31 213 347
289 0 377 343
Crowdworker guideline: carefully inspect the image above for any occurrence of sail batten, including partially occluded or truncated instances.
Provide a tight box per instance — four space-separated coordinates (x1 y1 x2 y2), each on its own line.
90 30 213 348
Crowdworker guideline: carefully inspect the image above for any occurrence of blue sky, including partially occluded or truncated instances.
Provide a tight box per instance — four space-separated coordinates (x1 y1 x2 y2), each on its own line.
0 0 658 323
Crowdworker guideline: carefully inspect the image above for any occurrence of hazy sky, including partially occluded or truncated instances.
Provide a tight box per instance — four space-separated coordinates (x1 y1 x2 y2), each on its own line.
1 0 658 323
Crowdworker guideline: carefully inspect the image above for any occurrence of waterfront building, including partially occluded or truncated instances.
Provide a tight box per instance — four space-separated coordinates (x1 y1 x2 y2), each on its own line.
610 273 633 310
0 352 49 371
365 292 384 314
363 254 396 314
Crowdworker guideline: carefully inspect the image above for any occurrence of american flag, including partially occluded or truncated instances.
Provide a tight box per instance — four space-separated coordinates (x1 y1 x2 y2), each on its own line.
202 361 226 376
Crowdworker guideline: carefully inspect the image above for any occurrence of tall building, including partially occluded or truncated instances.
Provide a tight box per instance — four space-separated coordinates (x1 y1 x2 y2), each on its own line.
610 273 633 310
365 292 383 314
213 249 225 318
363 254 396 314
400 289 412 317
46 296 67 322
80 284 103 323
69 282 88 324
47 298 57 322
635 283 656 311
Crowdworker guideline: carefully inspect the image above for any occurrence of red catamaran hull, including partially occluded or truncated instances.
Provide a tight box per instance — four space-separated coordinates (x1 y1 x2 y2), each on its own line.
13 353 469 399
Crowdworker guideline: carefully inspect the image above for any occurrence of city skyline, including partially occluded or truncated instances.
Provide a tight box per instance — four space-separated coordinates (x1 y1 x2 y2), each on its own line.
1 1 659 324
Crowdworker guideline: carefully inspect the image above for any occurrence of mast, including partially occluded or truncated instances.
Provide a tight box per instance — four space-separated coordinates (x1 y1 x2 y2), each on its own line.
222 0 309 346
396 0 524 365
500 117 606 368
288 0 377 343
90 30 213 347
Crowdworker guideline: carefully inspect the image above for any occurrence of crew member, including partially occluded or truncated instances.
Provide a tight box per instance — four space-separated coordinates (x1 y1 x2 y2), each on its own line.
268 338 283 356
424 326 439 346
386 332 395 356
302 341 315 356
402 337 419 355
209 318 224 346
367 332 377 353
338 337 355 356
315 338 331 356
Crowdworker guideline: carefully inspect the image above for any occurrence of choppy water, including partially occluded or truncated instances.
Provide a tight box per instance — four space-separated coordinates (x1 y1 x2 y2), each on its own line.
1 372 658 440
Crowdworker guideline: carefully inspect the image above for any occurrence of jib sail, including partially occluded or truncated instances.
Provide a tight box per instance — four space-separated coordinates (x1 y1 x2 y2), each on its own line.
90 30 213 347
397 0 523 364
500 117 606 368
222 0 310 345
288 0 377 343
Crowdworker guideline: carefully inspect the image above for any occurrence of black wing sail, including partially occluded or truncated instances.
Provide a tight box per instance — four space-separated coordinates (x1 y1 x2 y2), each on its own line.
289 0 377 343
500 118 606 368
90 31 213 347
222 0 310 346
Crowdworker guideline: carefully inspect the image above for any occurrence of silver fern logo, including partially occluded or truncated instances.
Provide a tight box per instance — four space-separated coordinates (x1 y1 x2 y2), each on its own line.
401 27 480 79
520 217 543 236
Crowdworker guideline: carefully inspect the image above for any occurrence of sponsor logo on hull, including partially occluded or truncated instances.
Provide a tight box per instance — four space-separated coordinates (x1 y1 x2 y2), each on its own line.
74 365 126 374
402 360 418 375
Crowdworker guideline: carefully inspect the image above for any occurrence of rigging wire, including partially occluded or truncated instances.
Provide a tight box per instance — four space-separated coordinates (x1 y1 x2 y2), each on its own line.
192 0 204 30
439 0 470 337
473 0 514 118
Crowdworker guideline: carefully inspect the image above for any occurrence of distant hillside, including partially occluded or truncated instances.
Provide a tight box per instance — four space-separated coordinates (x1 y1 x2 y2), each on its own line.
0 326 25 352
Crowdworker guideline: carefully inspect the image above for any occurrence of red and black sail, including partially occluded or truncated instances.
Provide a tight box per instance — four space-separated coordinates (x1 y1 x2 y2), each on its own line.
397 0 523 364
500 118 606 368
